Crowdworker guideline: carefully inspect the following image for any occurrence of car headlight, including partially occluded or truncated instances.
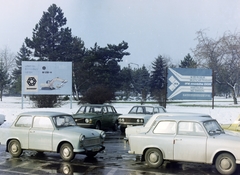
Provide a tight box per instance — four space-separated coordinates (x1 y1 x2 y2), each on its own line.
85 118 92 123
137 119 144 123
100 131 106 139
79 135 85 141
118 118 124 122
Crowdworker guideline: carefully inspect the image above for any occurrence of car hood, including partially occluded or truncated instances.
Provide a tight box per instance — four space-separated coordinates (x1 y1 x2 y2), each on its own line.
58 126 102 137
118 114 152 118
73 113 100 119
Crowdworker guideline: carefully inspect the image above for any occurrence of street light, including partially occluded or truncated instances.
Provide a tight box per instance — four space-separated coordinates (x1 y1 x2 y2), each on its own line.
128 62 139 69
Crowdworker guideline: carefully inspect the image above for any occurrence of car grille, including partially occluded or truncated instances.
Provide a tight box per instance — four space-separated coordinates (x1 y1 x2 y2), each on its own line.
120 118 138 123
83 138 101 147
74 118 85 123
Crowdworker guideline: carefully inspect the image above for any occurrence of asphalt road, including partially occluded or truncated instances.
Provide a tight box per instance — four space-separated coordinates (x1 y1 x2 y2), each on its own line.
0 130 239 175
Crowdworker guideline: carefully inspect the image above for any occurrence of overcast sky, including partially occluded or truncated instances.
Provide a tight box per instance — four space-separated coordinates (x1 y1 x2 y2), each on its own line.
0 0 240 68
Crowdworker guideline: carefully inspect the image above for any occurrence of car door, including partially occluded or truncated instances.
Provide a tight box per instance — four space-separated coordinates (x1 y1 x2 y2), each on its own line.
28 116 54 151
173 121 207 163
101 106 111 128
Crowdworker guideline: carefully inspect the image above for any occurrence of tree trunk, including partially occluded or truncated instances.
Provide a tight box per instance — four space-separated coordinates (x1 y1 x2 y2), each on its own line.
231 86 238 104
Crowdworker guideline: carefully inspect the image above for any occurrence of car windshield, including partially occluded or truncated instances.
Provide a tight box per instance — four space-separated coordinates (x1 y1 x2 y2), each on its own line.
203 120 224 135
53 115 76 127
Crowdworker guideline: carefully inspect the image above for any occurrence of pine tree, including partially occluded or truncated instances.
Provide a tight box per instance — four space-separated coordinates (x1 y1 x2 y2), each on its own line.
150 55 168 107
25 4 72 61
10 44 32 95
179 53 197 68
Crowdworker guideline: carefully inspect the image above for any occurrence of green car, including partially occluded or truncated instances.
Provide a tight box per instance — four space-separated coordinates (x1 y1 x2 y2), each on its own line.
73 104 121 131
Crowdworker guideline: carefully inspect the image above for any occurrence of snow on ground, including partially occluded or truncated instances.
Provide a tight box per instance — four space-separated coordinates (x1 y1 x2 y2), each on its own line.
0 96 240 128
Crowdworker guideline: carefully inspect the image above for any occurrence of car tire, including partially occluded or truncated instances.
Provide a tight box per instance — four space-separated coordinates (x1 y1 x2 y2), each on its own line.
112 121 118 131
86 152 98 158
8 140 22 158
145 148 163 168
215 153 236 175
60 143 75 162
95 122 101 130
120 126 126 133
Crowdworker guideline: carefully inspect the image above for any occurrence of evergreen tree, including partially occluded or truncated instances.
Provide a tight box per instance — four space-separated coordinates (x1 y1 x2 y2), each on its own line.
10 44 32 95
78 41 130 103
132 65 150 102
0 60 10 101
25 4 73 61
179 53 197 68
150 55 168 107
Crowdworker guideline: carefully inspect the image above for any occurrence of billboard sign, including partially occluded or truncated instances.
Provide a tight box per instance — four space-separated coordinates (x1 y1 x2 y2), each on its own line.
22 61 72 95
167 68 212 100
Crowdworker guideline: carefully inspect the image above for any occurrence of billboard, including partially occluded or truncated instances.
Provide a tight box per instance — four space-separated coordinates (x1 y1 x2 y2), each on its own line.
167 68 212 100
22 61 72 95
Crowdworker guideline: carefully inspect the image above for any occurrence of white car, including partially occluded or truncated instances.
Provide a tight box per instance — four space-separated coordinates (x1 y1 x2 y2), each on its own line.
118 105 166 133
127 113 240 175
0 114 5 125
125 112 211 139
0 111 105 161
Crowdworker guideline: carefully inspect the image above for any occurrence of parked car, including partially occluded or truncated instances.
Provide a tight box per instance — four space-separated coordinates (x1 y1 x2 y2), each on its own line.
73 104 121 131
0 111 105 161
127 113 240 175
0 114 5 125
125 112 211 139
118 105 166 133
221 114 240 132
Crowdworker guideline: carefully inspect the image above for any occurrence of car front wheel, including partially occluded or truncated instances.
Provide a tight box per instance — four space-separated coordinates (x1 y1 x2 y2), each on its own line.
145 148 163 168
8 140 22 157
60 143 75 162
215 153 236 175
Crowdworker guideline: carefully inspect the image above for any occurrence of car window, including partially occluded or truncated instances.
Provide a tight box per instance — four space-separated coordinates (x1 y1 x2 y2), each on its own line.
54 115 76 127
153 121 176 134
102 107 107 114
178 121 205 136
158 107 166 113
33 116 53 129
153 107 159 114
145 107 154 114
137 107 144 114
107 106 114 113
15 115 33 128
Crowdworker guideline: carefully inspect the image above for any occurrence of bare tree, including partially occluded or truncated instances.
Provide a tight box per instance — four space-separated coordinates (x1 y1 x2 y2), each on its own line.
192 30 240 104
0 46 16 74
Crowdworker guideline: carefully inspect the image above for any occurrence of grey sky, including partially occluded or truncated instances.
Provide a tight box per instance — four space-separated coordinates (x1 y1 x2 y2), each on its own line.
0 0 239 68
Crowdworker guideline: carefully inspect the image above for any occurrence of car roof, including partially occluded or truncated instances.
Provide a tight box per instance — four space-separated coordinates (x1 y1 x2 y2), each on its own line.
154 112 213 122
81 104 112 107
131 105 164 108
18 111 71 117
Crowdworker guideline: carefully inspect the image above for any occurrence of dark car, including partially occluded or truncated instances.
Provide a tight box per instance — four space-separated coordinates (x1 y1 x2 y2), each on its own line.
73 104 121 131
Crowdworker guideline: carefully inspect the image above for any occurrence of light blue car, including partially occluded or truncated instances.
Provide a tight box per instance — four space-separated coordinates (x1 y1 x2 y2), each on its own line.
0 111 105 161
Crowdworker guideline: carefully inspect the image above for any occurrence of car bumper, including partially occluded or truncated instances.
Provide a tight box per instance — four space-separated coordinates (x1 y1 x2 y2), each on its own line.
74 145 105 154
119 123 143 128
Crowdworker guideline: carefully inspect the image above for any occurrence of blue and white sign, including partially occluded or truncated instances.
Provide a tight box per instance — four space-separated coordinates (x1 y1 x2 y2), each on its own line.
22 61 72 95
167 68 212 100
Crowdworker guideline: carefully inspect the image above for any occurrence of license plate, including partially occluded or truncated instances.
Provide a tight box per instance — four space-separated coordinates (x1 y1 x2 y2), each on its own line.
92 147 100 152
